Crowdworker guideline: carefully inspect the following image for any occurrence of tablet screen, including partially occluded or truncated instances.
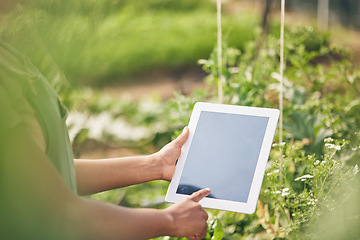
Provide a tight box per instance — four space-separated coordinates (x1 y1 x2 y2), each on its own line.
176 111 269 203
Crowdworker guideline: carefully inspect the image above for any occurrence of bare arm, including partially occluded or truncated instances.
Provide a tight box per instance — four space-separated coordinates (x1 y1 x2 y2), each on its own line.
75 127 189 195
1 121 208 240
74 155 162 196
79 188 210 240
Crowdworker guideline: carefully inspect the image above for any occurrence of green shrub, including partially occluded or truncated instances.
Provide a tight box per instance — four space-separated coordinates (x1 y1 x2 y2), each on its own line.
1 0 258 86
153 26 360 239
42 20 359 240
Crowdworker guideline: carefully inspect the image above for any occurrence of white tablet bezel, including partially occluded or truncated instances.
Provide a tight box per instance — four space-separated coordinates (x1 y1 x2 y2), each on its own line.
165 102 279 214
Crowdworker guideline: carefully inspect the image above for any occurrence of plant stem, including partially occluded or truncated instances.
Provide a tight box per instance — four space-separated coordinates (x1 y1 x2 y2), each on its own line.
217 0 223 103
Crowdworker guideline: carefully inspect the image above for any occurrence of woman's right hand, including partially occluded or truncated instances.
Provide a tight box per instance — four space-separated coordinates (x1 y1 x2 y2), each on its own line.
163 188 211 240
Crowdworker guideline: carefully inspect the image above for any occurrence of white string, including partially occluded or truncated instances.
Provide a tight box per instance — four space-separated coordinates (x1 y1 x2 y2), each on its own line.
217 0 223 103
279 0 285 181
317 0 329 31
279 0 285 145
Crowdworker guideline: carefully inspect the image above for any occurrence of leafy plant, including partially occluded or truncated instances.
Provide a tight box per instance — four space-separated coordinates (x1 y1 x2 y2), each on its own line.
57 24 359 240
158 25 360 239
0 0 258 86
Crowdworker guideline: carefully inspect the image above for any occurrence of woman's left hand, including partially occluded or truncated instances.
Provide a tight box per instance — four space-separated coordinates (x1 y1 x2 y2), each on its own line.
154 126 189 181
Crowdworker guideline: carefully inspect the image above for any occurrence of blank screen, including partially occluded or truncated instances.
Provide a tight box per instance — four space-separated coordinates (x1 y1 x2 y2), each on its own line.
176 111 269 203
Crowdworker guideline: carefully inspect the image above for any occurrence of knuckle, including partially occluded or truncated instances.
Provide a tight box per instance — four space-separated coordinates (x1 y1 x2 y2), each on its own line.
194 191 201 198
194 203 202 209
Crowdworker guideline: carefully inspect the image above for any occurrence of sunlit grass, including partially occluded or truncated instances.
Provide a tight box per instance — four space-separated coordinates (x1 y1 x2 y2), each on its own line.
1 0 259 86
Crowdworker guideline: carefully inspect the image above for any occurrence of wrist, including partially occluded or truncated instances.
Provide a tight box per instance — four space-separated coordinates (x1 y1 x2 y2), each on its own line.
160 208 177 237
147 153 164 181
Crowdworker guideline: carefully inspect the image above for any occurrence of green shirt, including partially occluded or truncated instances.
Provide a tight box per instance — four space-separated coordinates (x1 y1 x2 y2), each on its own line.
0 41 77 193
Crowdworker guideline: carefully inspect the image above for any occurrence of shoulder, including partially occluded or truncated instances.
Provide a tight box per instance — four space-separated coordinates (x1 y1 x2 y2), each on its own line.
0 40 30 127
0 42 46 151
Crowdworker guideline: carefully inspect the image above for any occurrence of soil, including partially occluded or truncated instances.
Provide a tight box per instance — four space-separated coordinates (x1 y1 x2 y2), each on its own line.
103 66 208 100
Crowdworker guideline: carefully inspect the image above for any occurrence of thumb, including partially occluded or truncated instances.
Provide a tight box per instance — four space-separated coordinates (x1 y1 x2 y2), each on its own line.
189 188 211 203
173 126 189 148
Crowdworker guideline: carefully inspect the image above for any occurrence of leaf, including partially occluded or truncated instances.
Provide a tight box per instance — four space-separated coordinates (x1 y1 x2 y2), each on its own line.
211 219 224 240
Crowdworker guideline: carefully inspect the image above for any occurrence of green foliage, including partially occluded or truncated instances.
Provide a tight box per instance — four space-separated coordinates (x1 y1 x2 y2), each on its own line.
31 17 358 239
152 26 360 239
264 140 357 238
59 25 360 239
199 25 360 155
2 0 359 238
210 218 224 240
1 0 258 86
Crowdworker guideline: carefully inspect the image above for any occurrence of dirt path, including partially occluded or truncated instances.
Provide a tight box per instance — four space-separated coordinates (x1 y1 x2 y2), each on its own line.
104 67 208 100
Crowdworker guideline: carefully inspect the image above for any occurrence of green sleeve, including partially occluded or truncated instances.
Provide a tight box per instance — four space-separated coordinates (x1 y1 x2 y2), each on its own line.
0 40 77 193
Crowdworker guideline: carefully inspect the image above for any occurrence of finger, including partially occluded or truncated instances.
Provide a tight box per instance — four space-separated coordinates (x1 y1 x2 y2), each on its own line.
187 234 202 240
194 234 201 240
173 126 189 148
199 230 207 240
202 209 209 220
189 188 211 203
196 223 208 240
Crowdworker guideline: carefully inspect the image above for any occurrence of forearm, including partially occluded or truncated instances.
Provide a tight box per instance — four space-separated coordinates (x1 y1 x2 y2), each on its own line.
2 124 174 240
76 198 174 240
75 190 211 240
1 125 206 240
75 127 190 196
75 154 162 195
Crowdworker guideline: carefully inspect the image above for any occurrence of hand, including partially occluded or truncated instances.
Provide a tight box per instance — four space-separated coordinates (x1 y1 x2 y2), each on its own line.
155 126 189 181
164 188 211 239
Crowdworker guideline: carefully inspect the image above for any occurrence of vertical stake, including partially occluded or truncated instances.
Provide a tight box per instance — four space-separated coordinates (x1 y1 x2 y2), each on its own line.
279 0 285 183
317 0 329 31
217 0 223 103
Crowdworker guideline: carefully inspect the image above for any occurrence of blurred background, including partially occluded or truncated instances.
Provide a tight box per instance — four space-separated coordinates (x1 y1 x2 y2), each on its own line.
1 1 359 239
1 0 359 89
2 0 358 154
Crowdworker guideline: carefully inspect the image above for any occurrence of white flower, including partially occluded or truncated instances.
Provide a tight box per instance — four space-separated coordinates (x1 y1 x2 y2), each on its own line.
267 169 280 176
281 188 290 197
324 137 334 143
314 160 321 166
272 142 285 147
307 199 318 206
67 110 152 142
325 143 341 150
66 111 89 141
295 174 314 182
281 192 290 197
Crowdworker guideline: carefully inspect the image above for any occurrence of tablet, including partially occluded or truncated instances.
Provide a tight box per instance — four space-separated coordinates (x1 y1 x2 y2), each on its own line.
165 102 279 214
